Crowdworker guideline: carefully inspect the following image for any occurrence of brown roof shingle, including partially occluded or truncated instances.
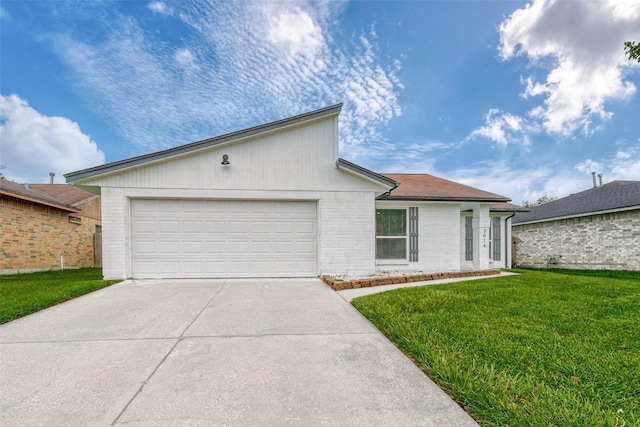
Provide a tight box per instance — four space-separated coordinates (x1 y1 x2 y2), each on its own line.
29 184 97 206
0 180 80 212
380 174 511 202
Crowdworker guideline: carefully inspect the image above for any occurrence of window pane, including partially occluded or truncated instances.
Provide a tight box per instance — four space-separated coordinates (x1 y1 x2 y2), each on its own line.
376 209 406 236
376 238 407 259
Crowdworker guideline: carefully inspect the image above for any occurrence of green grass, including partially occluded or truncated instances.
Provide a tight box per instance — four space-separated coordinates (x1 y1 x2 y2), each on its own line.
352 269 640 426
0 268 121 324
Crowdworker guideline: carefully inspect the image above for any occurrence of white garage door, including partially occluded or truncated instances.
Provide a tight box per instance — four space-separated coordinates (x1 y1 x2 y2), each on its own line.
131 199 317 278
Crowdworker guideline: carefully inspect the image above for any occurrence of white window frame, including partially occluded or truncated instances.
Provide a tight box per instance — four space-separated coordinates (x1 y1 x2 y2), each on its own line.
376 208 408 260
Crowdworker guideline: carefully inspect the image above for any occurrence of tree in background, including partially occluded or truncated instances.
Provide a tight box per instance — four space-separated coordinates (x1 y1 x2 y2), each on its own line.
521 195 557 208
625 41 640 63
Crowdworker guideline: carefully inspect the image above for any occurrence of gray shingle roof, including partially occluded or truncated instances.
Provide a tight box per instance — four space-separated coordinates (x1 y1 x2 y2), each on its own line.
512 181 640 224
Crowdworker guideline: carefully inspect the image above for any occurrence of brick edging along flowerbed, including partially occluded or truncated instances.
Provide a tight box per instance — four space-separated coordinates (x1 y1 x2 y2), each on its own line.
321 269 502 291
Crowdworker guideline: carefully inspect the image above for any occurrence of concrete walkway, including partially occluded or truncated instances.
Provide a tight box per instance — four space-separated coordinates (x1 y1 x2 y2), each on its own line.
1 278 479 426
338 271 519 301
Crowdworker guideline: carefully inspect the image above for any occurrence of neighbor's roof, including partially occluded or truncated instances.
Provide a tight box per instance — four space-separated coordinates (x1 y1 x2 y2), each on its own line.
65 104 343 183
512 180 640 224
379 173 511 203
0 180 81 212
29 184 98 206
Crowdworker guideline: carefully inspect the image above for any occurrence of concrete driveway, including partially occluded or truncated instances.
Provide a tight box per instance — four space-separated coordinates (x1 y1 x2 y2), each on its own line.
0 278 478 426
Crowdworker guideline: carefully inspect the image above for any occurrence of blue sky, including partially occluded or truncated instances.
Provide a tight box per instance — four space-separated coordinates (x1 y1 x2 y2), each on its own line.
1 0 639 204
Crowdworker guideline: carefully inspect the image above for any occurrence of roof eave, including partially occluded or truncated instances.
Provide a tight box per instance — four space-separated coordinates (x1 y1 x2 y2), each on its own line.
491 207 530 212
336 158 398 189
0 189 81 212
513 204 640 225
377 196 510 203
66 104 343 183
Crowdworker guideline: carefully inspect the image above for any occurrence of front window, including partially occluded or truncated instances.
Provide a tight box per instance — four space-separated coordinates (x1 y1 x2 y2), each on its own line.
376 209 407 259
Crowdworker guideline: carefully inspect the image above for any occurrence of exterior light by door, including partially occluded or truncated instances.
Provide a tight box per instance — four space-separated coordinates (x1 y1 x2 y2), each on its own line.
221 154 230 165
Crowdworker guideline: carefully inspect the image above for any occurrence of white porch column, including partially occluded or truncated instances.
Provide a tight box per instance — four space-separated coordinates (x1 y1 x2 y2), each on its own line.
472 205 490 270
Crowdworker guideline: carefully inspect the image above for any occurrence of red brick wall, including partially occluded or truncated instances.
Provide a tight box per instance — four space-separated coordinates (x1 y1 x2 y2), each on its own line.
1 196 100 273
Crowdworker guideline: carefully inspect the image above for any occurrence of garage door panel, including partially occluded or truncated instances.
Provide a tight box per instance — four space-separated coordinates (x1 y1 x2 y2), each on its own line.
134 220 156 233
135 241 156 255
296 221 315 234
205 241 226 253
228 241 249 254
273 241 293 254
158 241 180 254
295 241 315 254
228 221 249 233
182 241 203 254
131 200 317 278
182 221 203 233
204 261 226 274
159 221 179 233
205 221 226 233
228 261 249 274
252 241 271 254
251 221 271 234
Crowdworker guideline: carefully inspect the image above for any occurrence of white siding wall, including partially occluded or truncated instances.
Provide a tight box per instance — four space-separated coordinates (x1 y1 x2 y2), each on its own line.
81 118 373 192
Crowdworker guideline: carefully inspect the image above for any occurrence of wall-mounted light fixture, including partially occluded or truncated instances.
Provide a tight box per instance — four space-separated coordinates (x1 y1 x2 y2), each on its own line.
221 154 230 165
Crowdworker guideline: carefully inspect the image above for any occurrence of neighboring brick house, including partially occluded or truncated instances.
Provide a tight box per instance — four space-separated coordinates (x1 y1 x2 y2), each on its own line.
1 180 102 274
512 180 640 270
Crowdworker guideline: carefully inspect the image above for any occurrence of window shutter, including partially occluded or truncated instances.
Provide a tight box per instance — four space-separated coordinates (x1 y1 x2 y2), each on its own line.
492 217 501 261
409 207 419 262
465 216 473 261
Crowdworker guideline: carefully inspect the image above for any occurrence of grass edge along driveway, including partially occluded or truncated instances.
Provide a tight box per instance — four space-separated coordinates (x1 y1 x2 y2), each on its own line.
352 269 639 427
0 268 121 324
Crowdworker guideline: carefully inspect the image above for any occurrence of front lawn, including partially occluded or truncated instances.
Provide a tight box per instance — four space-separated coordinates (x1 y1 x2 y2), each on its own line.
0 268 121 324
352 269 639 426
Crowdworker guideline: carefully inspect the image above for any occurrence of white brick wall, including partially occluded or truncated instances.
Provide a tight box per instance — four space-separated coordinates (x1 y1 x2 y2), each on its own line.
318 192 376 277
374 201 465 274
100 187 379 279
513 209 640 270
101 187 128 279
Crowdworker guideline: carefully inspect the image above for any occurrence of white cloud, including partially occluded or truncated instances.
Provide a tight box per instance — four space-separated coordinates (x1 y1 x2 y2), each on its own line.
466 109 532 146
574 159 603 175
266 8 324 60
499 0 639 136
0 94 105 183
609 144 640 180
47 0 402 156
148 1 172 16
174 48 198 70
